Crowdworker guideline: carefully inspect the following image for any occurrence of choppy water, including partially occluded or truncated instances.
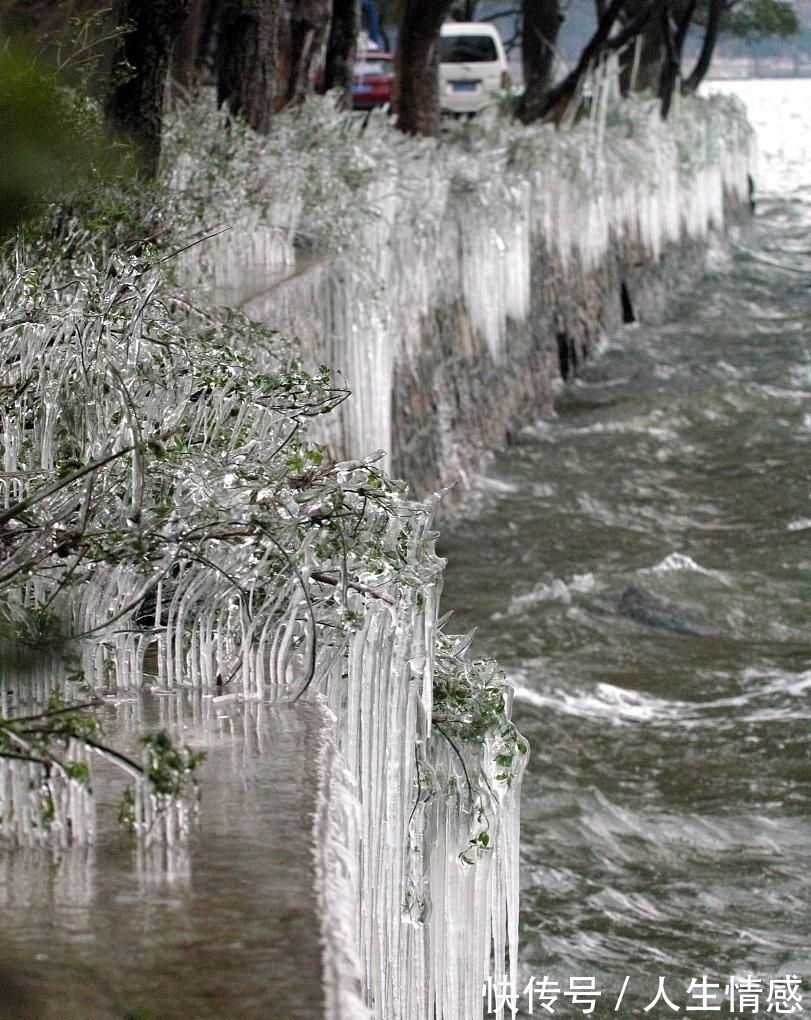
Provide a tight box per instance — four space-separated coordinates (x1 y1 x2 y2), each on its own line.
441 79 811 1017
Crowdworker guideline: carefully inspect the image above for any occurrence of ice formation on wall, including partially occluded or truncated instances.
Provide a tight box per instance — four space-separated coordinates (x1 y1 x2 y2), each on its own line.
0 235 525 1018
162 88 750 1019
174 92 753 468
0 84 752 1020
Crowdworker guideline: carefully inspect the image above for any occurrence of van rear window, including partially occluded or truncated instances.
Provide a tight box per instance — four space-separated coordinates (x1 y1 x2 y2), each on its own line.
439 36 498 62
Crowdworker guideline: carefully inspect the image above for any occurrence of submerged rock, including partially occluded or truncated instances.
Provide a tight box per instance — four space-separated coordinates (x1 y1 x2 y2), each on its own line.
615 585 717 637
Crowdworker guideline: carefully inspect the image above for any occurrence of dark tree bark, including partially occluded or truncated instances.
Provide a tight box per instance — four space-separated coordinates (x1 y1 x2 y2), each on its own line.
619 0 665 93
657 0 699 115
395 0 454 136
106 0 191 177
284 0 331 105
517 0 563 124
657 2 680 115
681 0 724 93
529 0 650 123
217 0 283 133
322 0 358 102
653 0 710 115
198 0 223 77
173 0 205 93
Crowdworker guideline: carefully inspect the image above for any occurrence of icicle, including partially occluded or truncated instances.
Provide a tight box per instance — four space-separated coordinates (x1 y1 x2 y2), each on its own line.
313 700 373 1020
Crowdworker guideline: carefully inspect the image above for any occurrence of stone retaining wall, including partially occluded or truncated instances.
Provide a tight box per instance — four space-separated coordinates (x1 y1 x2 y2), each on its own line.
389 223 741 502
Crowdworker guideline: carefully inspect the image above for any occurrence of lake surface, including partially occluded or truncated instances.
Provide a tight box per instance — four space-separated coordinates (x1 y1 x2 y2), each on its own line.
440 78 811 1018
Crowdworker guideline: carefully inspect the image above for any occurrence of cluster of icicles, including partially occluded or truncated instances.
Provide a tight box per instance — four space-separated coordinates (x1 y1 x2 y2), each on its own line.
0 225 524 1017
159 84 753 1020
165 85 754 466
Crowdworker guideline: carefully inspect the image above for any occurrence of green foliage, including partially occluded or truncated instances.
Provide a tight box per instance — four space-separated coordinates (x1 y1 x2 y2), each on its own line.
0 686 97 833
0 45 78 235
140 730 205 799
0 40 127 240
430 633 529 865
432 636 525 764
119 731 205 833
0 688 99 762
0 684 208 842
724 0 800 37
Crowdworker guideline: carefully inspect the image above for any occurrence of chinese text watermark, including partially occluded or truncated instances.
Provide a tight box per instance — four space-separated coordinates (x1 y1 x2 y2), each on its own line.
483 975 803 1015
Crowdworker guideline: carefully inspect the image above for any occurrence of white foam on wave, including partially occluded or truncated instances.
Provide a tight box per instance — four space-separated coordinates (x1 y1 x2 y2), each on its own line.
511 680 687 725
513 666 811 733
648 550 714 575
510 580 572 610
741 666 811 698
790 365 811 391
506 573 597 616
471 474 520 495
561 419 679 441
715 359 746 379
755 383 811 402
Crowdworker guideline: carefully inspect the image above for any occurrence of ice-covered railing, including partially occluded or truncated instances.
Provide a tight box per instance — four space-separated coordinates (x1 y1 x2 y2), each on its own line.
164 91 753 467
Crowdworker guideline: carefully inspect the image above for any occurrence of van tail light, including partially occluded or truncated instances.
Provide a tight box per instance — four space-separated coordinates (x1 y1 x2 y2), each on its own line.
500 70 511 89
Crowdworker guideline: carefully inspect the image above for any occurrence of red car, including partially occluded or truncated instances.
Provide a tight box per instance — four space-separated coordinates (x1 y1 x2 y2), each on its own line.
351 52 395 111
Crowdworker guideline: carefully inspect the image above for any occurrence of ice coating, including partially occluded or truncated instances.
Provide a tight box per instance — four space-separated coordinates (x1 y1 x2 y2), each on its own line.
0 248 525 1018
173 92 753 465
0 85 752 1018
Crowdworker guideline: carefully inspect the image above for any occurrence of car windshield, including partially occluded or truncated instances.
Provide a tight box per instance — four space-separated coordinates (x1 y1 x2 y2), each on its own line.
439 36 498 62
354 57 393 76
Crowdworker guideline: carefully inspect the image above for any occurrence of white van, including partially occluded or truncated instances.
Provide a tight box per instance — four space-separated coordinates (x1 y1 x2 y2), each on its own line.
438 22 510 115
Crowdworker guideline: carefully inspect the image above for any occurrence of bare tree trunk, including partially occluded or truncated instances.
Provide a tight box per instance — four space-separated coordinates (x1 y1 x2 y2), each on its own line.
173 0 205 93
681 0 723 93
322 0 358 102
517 0 563 124
217 0 283 133
284 0 331 105
529 0 648 123
395 0 453 136
198 0 223 78
657 2 678 116
619 0 664 93
656 0 696 115
106 0 191 177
